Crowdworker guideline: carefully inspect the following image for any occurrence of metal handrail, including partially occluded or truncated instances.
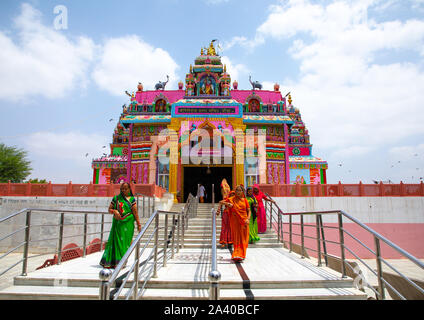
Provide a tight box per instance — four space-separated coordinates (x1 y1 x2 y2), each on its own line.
270 205 424 300
0 207 111 278
135 193 155 218
209 184 220 300
99 192 197 300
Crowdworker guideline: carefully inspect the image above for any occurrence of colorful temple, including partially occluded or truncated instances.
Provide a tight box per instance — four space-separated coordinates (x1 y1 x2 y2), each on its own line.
92 41 328 202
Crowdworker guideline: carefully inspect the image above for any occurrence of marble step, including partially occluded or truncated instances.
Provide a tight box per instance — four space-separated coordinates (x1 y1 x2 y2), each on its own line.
0 285 366 300
12 275 355 290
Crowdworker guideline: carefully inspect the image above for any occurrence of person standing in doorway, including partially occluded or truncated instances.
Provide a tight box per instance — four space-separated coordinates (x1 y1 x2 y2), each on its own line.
100 182 142 269
199 184 206 203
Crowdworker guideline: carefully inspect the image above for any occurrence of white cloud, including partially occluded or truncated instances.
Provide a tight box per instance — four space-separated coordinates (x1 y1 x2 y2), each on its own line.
0 3 95 102
25 131 109 164
389 144 424 160
247 0 424 156
220 56 249 84
92 36 180 95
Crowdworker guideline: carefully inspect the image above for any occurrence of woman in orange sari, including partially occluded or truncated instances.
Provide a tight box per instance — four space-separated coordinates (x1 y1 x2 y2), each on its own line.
220 185 251 262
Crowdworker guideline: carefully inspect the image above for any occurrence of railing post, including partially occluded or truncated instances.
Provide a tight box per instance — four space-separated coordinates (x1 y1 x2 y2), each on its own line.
420 181 424 196
67 181 73 196
379 181 385 196
338 212 346 278
99 269 112 300
182 210 185 248
316 215 322 267
47 181 52 196
359 181 363 197
153 213 159 278
148 197 151 217
26 182 31 196
83 213 88 257
171 213 176 259
88 181 93 196
7 180 11 196
400 181 405 196
163 214 169 267
57 213 65 264
177 211 181 253
338 181 343 196
142 196 145 218
319 215 328 266
300 214 305 258
374 236 386 300
21 210 31 276
289 214 293 253
100 213 105 251
133 242 140 300
277 211 281 243
269 201 273 230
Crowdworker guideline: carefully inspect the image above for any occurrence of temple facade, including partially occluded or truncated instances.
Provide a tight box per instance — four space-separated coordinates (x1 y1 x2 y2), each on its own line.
92 41 328 202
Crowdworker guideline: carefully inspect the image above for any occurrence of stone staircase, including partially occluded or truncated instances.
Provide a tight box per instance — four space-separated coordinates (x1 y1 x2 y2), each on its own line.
182 203 281 249
0 202 368 300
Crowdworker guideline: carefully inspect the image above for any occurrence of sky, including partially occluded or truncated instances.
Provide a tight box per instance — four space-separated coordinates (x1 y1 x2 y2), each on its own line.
0 0 423 184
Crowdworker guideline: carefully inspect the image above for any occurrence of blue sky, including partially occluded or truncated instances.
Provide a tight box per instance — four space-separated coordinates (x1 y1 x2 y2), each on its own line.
0 0 423 184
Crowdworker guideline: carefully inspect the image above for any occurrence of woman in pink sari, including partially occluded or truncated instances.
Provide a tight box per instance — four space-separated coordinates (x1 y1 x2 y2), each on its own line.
253 184 276 234
216 179 232 248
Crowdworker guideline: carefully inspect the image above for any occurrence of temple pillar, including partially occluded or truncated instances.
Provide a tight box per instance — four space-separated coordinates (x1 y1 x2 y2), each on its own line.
149 137 158 184
234 128 245 187
126 123 133 183
168 118 181 203
284 123 290 184
258 129 267 184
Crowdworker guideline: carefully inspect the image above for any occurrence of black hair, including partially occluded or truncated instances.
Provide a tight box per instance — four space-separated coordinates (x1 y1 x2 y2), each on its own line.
120 182 134 197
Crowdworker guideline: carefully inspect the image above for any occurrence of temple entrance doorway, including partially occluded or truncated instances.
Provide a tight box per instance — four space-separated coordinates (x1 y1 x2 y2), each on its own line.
182 165 233 203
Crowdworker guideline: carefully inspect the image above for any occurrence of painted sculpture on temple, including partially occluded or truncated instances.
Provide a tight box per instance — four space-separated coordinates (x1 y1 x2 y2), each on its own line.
155 75 169 90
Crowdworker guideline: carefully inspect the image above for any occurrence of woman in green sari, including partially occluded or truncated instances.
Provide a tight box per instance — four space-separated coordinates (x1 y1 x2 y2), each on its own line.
100 183 142 269
246 187 260 244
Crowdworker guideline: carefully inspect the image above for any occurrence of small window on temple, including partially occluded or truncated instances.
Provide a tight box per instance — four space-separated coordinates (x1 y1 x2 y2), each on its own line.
156 99 167 112
248 99 260 112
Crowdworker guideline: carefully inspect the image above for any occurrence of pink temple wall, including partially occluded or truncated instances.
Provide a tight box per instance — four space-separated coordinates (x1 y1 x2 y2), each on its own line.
135 90 185 104
289 147 310 156
131 163 149 184
135 89 283 105
231 89 283 104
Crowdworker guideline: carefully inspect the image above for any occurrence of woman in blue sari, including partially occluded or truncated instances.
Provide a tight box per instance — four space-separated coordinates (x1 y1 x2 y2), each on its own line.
100 183 141 269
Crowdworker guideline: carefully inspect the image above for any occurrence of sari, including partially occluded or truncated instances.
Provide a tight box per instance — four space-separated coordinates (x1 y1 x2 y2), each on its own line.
253 184 270 234
246 194 260 243
100 193 136 268
219 188 233 246
227 194 250 261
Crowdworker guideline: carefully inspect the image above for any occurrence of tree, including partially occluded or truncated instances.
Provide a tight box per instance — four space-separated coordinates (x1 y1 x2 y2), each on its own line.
0 143 32 183
26 178 47 184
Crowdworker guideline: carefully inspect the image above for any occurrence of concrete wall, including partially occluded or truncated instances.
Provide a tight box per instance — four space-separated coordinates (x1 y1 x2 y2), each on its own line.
274 197 424 224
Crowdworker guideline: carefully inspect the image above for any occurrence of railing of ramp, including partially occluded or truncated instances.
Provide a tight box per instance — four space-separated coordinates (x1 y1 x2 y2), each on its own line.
0 208 111 278
99 193 197 300
0 194 157 279
263 198 424 300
